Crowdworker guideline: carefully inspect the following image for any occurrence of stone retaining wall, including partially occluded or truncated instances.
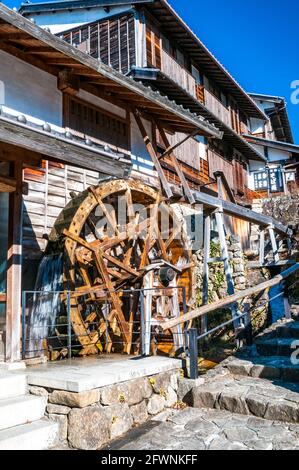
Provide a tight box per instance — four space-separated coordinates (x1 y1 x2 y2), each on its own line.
29 369 181 450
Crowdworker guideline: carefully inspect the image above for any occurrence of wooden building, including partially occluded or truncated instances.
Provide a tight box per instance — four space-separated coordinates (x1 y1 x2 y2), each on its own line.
0 3 222 363
0 2 295 364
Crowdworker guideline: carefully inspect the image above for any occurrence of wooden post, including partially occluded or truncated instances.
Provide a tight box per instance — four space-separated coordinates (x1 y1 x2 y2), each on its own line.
259 228 265 266
161 263 299 331
156 123 195 204
214 209 240 328
201 213 211 334
268 226 280 264
132 109 173 199
5 161 23 363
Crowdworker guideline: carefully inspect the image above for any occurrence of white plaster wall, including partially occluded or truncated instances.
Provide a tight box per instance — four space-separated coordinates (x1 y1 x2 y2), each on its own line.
0 50 62 126
268 147 291 163
130 114 156 178
27 6 132 34
250 118 265 135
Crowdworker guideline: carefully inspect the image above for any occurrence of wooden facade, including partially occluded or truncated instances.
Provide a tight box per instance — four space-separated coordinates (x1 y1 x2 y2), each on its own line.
0 3 293 363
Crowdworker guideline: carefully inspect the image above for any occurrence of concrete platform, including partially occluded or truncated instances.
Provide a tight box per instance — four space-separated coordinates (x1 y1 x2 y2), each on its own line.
23 355 182 392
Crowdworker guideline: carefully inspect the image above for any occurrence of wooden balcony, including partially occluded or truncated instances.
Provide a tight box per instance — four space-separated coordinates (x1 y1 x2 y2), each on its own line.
204 89 231 127
161 155 210 190
161 50 196 97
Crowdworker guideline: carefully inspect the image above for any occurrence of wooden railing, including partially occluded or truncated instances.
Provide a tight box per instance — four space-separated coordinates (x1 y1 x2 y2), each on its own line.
161 155 210 190
195 84 205 104
204 89 231 127
161 50 196 97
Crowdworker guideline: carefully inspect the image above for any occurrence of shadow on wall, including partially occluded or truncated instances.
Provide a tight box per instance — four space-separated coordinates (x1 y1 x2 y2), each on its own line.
22 204 45 292
0 80 4 105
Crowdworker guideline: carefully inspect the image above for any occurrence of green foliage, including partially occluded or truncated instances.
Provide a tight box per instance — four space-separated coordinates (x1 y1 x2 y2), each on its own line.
210 240 221 258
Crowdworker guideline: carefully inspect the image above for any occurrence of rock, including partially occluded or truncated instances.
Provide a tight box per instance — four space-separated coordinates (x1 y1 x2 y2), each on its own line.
101 378 152 406
104 403 133 439
68 407 110 450
235 276 246 284
251 364 281 380
185 418 218 437
223 426 256 443
147 394 166 415
227 360 252 376
233 264 245 274
48 414 68 441
165 386 177 408
29 385 48 397
245 394 268 418
192 383 220 409
130 401 148 425
264 400 299 423
219 388 249 415
170 373 179 392
150 372 171 395
49 389 100 408
46 404 71 415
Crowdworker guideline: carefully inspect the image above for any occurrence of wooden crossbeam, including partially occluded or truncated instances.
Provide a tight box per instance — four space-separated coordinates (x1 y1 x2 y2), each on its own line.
156 122 195 204
132 109 173 199
158 129 200 160
161 263 299 331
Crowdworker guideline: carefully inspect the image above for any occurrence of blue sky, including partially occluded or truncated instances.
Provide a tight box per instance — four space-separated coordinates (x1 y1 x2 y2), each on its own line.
3 0 299 142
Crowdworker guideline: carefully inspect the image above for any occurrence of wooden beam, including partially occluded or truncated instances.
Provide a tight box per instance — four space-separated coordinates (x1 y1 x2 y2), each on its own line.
268 226 280 263
156 123 195 204
201 213 210 334
193 190 291 236
0 116 130 177
161 263 299 331
259 229 265 266
5 161 23 362
0 175 16 193
0 3 221 138
158 129 200 160
132 109 173 199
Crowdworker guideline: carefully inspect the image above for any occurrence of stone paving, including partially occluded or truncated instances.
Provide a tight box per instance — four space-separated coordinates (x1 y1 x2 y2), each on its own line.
106 314 299 451
108 407 299 450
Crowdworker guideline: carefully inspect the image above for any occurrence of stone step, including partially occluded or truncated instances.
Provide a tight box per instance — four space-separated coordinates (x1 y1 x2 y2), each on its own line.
256 338 295 357
276 322 299 339
0 419 58 450
192 373 299 424
0 374 27 400
225 357 299 383
0 395 46 431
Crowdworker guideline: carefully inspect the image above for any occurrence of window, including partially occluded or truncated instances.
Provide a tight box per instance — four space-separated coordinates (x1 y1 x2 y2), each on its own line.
63 95 129 151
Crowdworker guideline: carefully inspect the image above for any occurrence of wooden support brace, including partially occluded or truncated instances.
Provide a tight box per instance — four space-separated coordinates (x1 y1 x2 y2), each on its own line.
214 209 240 329
259 228 265 266
268 225 280 264
156 122 195 204
201 213 211 334
132 109 173 199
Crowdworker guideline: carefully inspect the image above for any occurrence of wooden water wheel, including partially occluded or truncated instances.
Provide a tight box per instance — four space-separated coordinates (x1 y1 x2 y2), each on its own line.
49 178 194 357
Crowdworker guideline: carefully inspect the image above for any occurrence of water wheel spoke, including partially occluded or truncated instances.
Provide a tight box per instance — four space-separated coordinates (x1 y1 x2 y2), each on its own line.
93 251 132 348
51 179 192 358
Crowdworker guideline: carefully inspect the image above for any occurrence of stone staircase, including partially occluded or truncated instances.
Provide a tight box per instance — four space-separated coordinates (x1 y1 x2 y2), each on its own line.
191 309 299 426
0 373 58 450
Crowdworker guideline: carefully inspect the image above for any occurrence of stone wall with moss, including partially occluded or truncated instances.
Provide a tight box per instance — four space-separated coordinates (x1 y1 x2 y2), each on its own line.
29 369 181 450
193 234 270 340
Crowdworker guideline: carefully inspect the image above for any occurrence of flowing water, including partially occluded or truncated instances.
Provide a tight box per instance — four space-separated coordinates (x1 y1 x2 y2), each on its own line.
27 254 64 358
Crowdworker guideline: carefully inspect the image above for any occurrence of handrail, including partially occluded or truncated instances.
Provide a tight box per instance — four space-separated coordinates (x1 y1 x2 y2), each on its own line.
160 263 299 331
